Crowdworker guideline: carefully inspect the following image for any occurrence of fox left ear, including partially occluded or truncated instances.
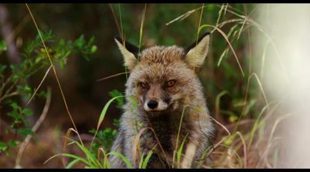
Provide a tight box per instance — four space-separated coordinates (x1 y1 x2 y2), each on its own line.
115 36 139 71
184 32 210 68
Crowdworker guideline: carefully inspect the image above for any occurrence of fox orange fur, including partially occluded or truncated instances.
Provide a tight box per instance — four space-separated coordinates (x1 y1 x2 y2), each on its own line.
110 33 214 168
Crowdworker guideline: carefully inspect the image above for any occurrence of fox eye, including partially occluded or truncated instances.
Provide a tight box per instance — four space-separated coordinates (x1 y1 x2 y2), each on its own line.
167 80 176 87
139 82 149 89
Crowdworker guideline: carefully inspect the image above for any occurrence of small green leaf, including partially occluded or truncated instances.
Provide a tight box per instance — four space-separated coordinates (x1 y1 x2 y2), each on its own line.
223 134 236 146
23 108 33 116
10 102 19 110
90 45 97 54
0 40 7 54
109 89 125 109
229 115 238 123
0 65 6 74
8 140 18 147
0 142 8 152
17 128 33 136
75 35 85 48
8 110 20 120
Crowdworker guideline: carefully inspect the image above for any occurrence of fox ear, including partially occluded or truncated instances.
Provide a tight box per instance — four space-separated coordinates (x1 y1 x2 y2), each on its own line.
184 32 210 68
115 36 139 70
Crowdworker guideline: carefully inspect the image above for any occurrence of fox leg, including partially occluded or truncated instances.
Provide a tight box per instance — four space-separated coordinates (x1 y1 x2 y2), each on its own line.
181 142 197 168
131 129 157 168
132 128 169 168
110 130 126 168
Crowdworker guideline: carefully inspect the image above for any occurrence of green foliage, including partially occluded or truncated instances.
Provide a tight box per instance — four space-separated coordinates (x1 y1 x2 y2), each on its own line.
1 4 266 168
88 90 124 153
0 140 18 155
108 89 125 109
0 40 7 54
22 30 97 70
73 35 97 60
0 30 97 154
7 102 32 128
138 150 153 168
89 128 117 152
52 95 129 168
61 92 124 168
84 89 124 154
46 139 108 168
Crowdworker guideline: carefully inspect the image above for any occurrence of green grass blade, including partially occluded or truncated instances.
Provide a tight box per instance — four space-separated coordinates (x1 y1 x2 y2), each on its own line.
73 140 101 168
92 95 124 145
215 90 228 116
138 153 145 168
139 4 147 53
141 150 153 169
45 153 90 167
97 96 124 130
66 158 81 169
109 151 133 168
176 135 188 168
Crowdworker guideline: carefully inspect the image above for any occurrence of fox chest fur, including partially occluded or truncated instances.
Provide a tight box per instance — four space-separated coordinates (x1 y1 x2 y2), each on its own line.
110 33 214 168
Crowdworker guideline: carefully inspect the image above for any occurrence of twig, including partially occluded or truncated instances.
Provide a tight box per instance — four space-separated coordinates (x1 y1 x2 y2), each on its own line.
165 6 204 26
15 88 52 168
0 91 18 102
26 65 52 105
209 115 231 136
199 24 245 77
96 71 128 82
236 131 247 168
25 4 83 146
108 4 121 37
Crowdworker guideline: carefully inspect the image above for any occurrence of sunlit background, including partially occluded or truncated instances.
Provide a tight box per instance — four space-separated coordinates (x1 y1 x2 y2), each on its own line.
256 4 310 167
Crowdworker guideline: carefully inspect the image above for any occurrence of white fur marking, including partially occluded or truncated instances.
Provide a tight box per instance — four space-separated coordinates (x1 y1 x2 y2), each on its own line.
181 142 197 168
143 99 168 112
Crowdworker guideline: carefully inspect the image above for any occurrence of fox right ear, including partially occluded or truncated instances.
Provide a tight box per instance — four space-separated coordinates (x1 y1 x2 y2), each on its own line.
115 36 139 70
184 32 210 69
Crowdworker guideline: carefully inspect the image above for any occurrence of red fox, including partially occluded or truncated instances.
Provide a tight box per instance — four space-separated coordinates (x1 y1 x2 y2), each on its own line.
110 33 214 168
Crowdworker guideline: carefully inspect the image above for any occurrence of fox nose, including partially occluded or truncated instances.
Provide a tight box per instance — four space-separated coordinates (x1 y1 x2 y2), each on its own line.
147 100 158 109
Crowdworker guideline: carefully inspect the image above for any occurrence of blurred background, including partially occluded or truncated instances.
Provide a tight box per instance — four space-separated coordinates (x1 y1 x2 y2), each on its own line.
257 4 310 167
1 3 302 168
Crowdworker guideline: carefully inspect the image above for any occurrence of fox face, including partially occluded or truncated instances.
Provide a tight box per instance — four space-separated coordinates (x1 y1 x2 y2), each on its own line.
115 33 210 116
128 46 199 114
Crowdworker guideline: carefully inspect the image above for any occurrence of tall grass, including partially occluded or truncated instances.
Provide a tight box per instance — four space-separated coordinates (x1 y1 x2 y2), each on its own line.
21 3 282 168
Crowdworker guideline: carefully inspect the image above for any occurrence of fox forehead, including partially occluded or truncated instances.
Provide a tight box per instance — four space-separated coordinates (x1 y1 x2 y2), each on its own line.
129 46 194 83
139 45 185 65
